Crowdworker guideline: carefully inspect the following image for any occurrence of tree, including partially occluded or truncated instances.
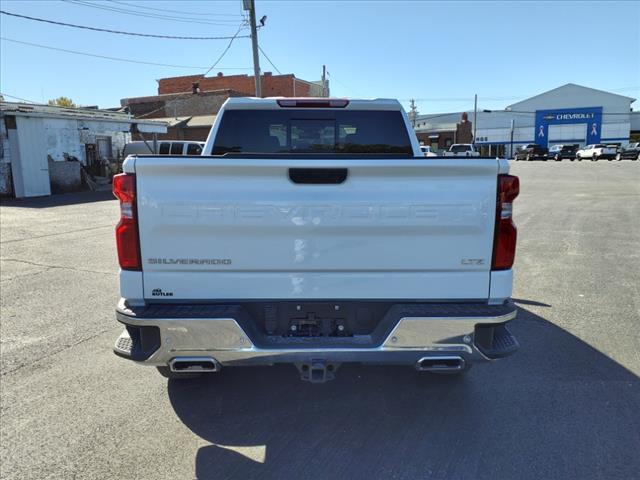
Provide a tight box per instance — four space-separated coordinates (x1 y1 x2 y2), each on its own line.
48 96 76 108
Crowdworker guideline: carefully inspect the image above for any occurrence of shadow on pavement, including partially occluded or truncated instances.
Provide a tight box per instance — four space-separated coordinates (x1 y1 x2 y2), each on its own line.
168 306 640 480
0 191 114 208
512 298 552 308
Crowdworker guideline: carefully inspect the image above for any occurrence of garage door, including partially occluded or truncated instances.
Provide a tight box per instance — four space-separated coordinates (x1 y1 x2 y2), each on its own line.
549 123 586 144
13 117 51 198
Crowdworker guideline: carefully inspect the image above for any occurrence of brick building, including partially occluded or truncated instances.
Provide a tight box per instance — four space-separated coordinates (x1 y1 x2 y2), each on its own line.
157 72 325 97
121 72 327 141
415 112 473 152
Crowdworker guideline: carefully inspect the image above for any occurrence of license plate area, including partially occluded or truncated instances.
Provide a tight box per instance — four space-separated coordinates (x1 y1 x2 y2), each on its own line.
249 302 393 338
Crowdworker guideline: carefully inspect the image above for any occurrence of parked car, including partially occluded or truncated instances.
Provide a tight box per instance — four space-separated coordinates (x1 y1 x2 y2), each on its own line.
420 145 437 157
442 143 480 157
575 144 617 161
112 97 520 382
514 144 548 161
122 140 205 157
548 144 577 161
616 142 640 161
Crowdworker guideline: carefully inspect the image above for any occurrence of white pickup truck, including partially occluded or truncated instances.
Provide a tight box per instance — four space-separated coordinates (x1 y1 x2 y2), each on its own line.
113 97 519 383
443 143 480 157
575 144 617 161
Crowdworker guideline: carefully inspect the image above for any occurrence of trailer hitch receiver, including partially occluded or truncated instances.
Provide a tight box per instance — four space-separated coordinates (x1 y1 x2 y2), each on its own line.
296 360 339 383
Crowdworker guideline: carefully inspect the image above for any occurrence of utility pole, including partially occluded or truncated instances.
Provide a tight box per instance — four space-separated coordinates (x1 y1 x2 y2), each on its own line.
247 0 261 97
510 118 515 159
322 65 327 97
409 99 418 128
473 94 477 145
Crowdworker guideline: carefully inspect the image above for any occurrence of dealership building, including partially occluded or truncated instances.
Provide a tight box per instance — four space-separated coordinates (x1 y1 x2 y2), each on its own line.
414 84 639 157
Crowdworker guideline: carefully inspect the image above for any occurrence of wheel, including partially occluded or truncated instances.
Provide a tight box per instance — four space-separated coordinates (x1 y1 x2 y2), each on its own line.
526 154 531 161
636 153 639 161
616 153 622 161
577 154 582 161
592 155 598 161
156 366 202 380
555 154 561 161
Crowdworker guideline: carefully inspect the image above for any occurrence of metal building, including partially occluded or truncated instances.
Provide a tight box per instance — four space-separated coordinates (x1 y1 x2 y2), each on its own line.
414 84 637 157
0 102 166 198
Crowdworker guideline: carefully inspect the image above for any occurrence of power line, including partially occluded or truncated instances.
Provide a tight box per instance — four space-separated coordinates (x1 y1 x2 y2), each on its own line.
0 92 41 104
108 0 243 17
258 46 282 75
0 10 251 40
325 72 362 97
134 26 248 116
401 97 476 102
407 87 640 104
416 108 636 118
203 25 247 76
65 0 243 27
506 109 635 116
134 91 202 118
1 37 253 71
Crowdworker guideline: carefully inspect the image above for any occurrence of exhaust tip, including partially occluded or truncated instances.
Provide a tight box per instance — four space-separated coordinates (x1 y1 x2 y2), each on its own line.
416 356 465 372
169 357 220 373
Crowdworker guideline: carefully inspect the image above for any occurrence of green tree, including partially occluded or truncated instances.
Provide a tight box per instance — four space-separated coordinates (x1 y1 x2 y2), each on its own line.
48 96 76 108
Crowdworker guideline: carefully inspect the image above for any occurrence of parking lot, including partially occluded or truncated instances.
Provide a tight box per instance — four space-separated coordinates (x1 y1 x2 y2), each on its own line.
1 161 639 480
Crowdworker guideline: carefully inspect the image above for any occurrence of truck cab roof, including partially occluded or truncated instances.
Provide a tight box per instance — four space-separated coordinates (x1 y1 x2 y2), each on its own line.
222 97 404 111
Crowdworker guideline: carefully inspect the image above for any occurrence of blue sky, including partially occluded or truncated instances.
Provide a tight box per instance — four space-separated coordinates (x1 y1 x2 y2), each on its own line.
1 0 639 114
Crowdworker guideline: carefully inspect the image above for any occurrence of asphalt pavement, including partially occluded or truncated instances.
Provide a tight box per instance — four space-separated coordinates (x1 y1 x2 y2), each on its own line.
1 161 639 480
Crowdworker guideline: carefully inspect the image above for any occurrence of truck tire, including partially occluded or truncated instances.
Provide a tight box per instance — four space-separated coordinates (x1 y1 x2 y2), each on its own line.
616 153 622 161
555 154 561 161
156 366 202 380
592 155 598 162
577 153 582 161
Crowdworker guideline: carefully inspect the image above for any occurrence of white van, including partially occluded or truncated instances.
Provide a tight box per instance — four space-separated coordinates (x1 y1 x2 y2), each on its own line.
122 141 205 157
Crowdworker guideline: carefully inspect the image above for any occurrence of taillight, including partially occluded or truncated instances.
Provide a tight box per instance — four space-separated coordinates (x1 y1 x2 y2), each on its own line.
277 98 349 108
492 174 519 270
113 173 141 270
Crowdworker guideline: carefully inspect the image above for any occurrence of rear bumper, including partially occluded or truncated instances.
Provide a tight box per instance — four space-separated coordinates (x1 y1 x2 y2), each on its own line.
114 299 518 367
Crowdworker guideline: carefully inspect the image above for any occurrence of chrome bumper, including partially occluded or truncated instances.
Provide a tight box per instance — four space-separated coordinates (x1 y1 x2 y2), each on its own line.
114 300 517 367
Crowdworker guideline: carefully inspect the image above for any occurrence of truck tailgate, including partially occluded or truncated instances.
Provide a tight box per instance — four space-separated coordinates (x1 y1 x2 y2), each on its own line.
134 157 499 300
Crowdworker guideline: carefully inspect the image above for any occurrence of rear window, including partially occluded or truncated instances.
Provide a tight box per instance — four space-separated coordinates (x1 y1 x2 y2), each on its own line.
450 145 471 153
170 143 184 155
212 110 413 155
186 143 203 155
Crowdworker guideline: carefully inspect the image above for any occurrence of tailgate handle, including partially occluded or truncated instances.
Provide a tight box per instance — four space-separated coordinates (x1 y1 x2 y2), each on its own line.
288 168 348 184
